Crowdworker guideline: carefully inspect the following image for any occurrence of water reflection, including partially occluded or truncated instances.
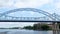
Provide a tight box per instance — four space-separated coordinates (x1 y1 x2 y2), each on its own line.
0 29 53 34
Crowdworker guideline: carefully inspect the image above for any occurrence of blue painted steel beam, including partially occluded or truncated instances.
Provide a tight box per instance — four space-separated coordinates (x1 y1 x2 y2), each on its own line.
0 8 55 20
0 20 60 22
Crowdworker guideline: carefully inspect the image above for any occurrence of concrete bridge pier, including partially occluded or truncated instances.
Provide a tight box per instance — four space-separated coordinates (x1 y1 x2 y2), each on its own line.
52 22 60 34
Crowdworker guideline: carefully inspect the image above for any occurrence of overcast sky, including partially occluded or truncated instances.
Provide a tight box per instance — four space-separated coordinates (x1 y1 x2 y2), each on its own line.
0 22 35 28
0 0 60 14
0 0 60 28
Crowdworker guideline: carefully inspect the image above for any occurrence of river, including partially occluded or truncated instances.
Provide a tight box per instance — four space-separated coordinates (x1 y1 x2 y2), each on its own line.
0 29 53 34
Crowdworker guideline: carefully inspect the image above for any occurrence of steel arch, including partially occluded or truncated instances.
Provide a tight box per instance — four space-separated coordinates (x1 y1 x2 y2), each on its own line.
0 8 55 20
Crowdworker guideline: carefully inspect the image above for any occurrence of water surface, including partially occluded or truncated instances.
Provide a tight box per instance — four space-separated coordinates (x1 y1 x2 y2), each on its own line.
0 29 53 34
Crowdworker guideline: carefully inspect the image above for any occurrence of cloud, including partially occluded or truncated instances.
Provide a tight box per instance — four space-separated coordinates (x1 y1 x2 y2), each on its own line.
14 0 50 8
0 0 14 7
0 22 35 28
52 0 60 9
0 0 50 8
55 2 60 9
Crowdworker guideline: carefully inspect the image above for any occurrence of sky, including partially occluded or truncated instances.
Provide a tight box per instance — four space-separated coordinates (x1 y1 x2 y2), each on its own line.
0 0 60 28
0 22 35 28
0 0 60 14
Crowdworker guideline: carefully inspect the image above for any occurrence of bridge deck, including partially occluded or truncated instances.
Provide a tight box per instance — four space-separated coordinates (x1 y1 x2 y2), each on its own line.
0 20 60 22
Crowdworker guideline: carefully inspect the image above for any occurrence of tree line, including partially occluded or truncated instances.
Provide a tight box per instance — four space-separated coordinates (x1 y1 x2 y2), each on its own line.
23 23 52 30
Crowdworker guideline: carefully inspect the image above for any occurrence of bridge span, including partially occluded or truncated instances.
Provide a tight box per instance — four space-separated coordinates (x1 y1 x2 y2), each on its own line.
0 8 60 22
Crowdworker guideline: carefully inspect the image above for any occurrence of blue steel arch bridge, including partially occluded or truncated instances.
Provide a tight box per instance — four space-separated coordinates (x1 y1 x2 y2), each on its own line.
0 8 60 22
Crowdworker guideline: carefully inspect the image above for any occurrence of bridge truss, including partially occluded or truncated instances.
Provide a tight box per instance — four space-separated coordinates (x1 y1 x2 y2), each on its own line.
0 8 60 22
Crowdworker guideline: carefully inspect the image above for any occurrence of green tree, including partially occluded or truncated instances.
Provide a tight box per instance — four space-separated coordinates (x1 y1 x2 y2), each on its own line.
23 26 33 29
33 24 41 30
41 24 50 30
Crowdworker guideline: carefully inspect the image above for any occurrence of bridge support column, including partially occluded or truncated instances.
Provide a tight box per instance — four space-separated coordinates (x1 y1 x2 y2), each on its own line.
52 22 60 34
